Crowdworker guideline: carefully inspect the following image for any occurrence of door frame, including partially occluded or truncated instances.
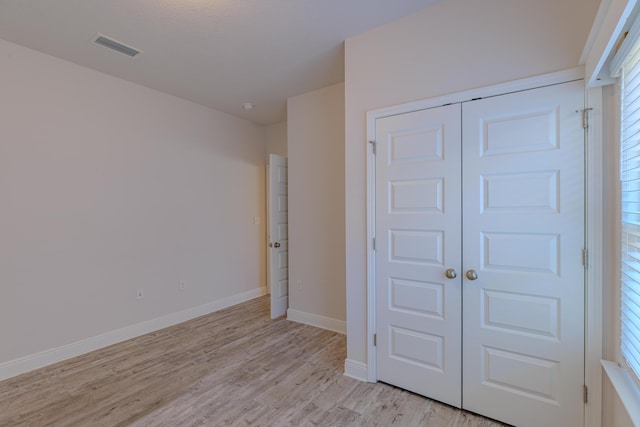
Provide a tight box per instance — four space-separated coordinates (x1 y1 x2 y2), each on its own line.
364 67 603 427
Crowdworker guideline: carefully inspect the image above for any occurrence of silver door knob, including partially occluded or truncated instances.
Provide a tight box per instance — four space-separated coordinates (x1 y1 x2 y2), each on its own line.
445 268 457 279
273 242 281 248
466 270 478 280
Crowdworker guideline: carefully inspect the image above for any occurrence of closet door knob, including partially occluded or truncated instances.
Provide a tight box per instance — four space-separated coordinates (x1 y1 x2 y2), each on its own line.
466 270 478 280
274 242 281 248
445 268 457 279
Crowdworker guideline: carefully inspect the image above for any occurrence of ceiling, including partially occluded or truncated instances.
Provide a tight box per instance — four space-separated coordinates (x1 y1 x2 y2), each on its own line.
0 0 441 125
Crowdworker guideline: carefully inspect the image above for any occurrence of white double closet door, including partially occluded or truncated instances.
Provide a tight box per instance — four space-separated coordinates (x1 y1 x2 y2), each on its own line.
375 81 585 427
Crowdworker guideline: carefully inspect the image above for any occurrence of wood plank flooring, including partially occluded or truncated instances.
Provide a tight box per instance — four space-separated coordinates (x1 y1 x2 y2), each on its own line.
0 296 508 426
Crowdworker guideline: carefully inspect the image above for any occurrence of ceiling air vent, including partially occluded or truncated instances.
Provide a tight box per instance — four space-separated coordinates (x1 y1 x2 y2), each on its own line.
93 34 141 58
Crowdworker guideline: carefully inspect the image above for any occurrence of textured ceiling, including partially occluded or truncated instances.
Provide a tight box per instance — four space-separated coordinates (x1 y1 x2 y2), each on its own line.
0 0 442 125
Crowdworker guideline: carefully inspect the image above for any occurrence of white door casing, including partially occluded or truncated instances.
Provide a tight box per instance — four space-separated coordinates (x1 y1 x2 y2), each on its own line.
268 154 288 319
375 104 462 407
372 80 585 427
461 81 585 426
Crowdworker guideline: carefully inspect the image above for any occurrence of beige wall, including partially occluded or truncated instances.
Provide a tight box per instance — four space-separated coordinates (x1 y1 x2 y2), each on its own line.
0 38 267 366
287 83 346 324
266 121 287 157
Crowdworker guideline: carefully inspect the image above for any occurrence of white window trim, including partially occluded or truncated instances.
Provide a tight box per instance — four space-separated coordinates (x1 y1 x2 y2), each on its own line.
602 360 640 423
601 58 640 427
584 0 640 422
364 67 603 427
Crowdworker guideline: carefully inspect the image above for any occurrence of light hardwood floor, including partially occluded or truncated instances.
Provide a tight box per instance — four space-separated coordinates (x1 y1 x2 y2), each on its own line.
0 296 508 426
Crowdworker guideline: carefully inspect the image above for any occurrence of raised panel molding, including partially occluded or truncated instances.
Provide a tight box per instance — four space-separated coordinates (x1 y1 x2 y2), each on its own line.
481 108 559 157
277 195 288 212
278 251 289 269
482 290 560 340
277 223 288 240
389 326 444 372
482 346 559 404
389 277 444 319
389 126 444 163
482 171 559 213
389 229 444 265
389 179 444 213
482 232 560 275
278 279 288 298
277 166 287 184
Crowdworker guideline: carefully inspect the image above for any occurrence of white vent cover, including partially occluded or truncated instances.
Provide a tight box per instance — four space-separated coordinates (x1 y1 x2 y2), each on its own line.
93 34 141 58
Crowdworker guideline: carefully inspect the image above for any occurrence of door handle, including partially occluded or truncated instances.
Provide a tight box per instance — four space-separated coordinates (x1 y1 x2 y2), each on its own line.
445 268 457 279
466 270 478 280
273 242 281 248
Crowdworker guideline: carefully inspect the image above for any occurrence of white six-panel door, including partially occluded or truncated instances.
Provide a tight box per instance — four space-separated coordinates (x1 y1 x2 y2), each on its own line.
374 81 585 426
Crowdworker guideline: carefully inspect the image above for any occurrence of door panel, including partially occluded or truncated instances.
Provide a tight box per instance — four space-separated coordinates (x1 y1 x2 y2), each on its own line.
461 81 584 427
374 80 585 427
268 154 288 319
375 104 462 407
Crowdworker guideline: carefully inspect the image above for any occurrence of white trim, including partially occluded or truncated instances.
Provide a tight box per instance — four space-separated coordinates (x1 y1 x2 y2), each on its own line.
286 309 346 334
602 360 640 424
365 68 601 426
0 286 266 381
366 119 377 381
344 358 368 381
586 87 605 427
580 0 614 66
611 5 640 77
612 80 626 383
366 67 584 123
581 0 638 87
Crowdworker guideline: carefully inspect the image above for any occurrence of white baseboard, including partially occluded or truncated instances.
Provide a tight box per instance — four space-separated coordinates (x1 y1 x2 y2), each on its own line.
286 308 346 334
344 358 368 382
0 287 266 381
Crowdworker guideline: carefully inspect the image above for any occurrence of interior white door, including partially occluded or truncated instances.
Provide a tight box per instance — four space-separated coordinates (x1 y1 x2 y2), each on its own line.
268 154 288 319
374 80 585 427
461 81 585 427
375 104 462 407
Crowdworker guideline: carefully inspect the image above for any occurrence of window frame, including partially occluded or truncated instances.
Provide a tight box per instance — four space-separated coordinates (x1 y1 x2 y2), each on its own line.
618 46 640 388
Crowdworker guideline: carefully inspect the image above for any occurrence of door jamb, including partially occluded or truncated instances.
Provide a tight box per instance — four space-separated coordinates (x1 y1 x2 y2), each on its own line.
365 67 602 427
584 86 603 427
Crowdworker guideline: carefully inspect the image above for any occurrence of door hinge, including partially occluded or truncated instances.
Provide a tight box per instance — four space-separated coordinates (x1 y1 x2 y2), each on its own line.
582 108 593 129
583 384 588 404
369 140 376 155
582 248 589 268
372 237 376 251
373 333 377 347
